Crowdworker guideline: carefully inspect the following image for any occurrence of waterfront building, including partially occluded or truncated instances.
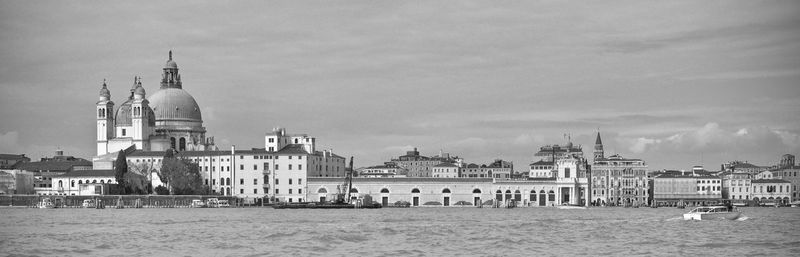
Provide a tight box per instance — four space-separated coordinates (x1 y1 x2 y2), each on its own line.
390 148 462 177
0 169 34 194
48 170 147 196
591 137 649 207
652 174 722 207
14 151 93 195
750 179 791 206
772 155 799 201
306 176 590 207
95 51 217 156
0 154 30 169
122 127 346 203
533 141 584 161
721 171 752 203
359 163 406 178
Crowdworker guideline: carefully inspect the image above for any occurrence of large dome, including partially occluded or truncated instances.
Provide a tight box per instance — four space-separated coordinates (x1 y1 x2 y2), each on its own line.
147 88 202 122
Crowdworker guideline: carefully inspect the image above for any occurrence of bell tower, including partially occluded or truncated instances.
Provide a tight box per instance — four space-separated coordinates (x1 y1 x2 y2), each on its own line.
593 131 604 163
131 77 150 150
96 80 115 155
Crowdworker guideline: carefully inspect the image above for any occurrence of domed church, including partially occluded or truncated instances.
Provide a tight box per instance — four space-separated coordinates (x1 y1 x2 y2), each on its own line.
96 51 216 155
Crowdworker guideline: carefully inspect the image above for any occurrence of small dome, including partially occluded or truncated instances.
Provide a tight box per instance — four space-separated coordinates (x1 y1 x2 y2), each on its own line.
134 85 146 96
165 59 178 69
99 82 111 100
115 99 133 126
165 50 178 69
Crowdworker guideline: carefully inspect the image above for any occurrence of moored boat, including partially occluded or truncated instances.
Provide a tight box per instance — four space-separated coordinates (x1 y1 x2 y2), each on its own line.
82 199 96 208
683 206 741 221
557 204 587 210
37 198 54 209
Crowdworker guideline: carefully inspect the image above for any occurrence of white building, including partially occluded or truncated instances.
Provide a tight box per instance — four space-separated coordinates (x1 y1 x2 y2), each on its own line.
432 163 459 178
751 179 791 206
95 51 216 157
124 127 346 203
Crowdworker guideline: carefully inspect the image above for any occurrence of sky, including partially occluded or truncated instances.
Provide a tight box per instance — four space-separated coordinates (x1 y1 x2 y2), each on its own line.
1 1 799 171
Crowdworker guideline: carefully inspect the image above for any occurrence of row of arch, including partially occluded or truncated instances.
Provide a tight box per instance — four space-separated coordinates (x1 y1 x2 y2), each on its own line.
170 137 187 151
62 179 113 188
318 187 466 194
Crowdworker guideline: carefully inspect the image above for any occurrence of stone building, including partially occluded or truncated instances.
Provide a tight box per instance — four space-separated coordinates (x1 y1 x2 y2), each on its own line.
591 132 648 206
652 174 722 207
390 148 461 177
95 51 216 156
751 179 791 206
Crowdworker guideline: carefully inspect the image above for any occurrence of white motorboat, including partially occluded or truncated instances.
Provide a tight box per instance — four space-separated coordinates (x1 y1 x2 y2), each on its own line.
191 199 207 208
683 206 741 221
37 198 55 209
82 199 96 208
557 204 587 210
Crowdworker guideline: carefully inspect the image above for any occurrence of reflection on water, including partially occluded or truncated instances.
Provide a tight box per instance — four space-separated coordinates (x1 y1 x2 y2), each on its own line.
1 207 798 256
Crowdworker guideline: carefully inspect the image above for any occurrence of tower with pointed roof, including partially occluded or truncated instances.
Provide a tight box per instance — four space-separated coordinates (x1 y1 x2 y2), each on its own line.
593 131 604 163
96 80 115 155
131 77 151 150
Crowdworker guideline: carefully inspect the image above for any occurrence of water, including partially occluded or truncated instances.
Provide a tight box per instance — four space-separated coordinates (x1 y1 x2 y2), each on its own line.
1 207 798 256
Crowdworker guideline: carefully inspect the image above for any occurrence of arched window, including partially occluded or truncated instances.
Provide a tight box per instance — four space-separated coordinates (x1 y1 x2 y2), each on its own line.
100 180 105 183
529 190 536 202
226 187 231 196
548 190 555 201
179 137 186 151
495 190 503 201
170 137 176 149
411 188 420 193
92 180 97 183
71 180 75 187
58 181 63 188
318 188 327 193
349 188 359 193
381 188 390 193
505 190 512 201
226 178 230 186
472 189 481 194
78 180 83 184
442 188 451 194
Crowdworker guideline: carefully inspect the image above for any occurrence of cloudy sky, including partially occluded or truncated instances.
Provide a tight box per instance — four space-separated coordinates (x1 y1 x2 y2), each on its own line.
1 1 798 170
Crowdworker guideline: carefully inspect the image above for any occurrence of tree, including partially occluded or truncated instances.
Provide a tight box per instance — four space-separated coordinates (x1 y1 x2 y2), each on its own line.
114 150 128 194
158 150 208 195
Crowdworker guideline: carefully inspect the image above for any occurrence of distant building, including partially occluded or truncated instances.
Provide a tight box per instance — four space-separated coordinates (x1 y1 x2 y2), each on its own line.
591 133 649 206
722 161 767 174
432 163 459 178
779 154 795 169
652 174 722 207
0 170 34 194
123 127 346 203
0 154 30 169
773 166 799 202
14 151 93 195
359 163 406 178
461 159 514 179
751 179 791 206
390 148 462 177
528 160 554 178
721 171 752 203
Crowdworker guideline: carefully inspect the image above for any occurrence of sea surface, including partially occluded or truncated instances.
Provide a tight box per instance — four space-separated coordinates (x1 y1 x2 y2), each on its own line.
1 207 798 256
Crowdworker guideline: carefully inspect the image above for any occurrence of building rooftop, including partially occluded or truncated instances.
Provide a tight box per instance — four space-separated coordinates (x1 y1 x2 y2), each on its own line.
54 169 114 178
15 159 92 172
752 179 791 184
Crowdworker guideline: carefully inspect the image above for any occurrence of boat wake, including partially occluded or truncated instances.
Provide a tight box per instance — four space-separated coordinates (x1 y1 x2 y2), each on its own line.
735 216 749 221
665 217 683 222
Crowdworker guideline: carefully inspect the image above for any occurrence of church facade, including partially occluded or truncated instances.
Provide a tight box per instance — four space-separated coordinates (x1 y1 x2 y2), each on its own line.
95 51 216 156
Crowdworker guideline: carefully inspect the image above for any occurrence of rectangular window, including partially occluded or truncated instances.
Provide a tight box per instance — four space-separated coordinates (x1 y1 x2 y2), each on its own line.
205 179 209 185
240 189 244 194
289 189 293 194
289 179 293 185
240 155 243 159
253 156 257 159
298 178 302 185
298 156 303 160
299 164 303 170
122 129 126 136
254 189 257 194
298 189 302 194
289 156 292 160
275 179 278 185
240 179 244 185
253 165 257 170
213 179 217 185
269 138 274 143
275 164 279 170
253 179 257 185
269 147 274 151
289 164 293 170
264 163 269 170
212 166 216 172
275 189 279 194
240 164 244 170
